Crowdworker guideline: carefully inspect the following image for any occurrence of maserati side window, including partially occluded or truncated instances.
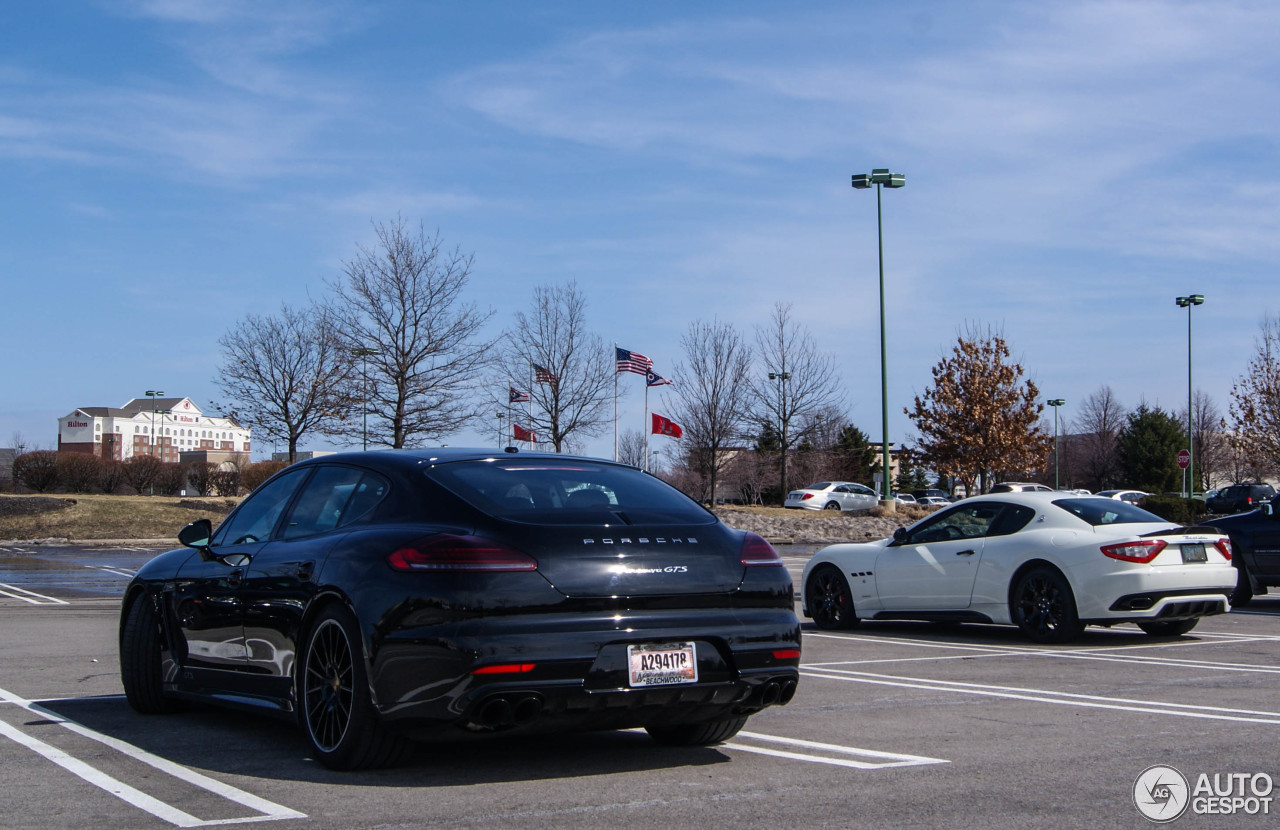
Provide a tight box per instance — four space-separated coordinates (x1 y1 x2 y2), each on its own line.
212 468 310 546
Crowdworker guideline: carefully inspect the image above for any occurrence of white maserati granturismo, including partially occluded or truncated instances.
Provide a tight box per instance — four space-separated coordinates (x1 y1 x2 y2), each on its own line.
801 492 1236 643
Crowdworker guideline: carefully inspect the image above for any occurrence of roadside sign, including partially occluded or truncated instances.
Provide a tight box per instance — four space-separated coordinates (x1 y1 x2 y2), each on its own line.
1177 449 1190 469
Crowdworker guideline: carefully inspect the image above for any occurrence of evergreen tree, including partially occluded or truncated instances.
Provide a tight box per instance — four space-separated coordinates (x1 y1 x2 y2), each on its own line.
1117 404 1184 493
832 424 877 484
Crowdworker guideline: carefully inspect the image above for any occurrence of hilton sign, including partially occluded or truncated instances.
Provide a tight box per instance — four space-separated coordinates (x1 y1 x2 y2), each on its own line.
66 420 89 428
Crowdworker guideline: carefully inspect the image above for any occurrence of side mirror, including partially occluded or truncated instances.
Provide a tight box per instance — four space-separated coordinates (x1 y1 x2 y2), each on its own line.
178 518 213 555
892 526 908 545
1264 502 1275 518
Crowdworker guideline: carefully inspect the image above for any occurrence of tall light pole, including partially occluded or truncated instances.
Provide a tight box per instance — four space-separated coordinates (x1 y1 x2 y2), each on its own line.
1048 399 1065 489
852 168 905 506
351 348 378 451
145 390 164 460
768 371 791 503
1175 294 1204 497
495 411 505 449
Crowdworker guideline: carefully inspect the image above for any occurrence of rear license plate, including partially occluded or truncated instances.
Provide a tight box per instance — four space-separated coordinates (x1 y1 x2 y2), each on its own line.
1181 543 1207 563
627 642 698 687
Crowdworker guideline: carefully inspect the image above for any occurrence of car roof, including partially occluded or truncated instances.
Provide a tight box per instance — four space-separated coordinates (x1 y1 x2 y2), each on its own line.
286 447 629 474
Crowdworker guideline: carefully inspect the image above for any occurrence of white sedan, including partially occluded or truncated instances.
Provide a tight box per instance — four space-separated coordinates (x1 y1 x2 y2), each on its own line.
801 492 1236 643
785 481 878 512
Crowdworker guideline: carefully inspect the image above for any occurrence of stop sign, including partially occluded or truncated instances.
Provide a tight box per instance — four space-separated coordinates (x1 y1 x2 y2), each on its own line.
1177 449 1191 469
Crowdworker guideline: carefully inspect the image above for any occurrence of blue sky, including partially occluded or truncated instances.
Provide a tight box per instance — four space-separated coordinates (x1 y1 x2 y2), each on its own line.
3 1 1278 461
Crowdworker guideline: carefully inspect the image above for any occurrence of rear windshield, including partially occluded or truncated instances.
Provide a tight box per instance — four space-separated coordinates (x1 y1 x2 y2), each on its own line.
426 458 716 525
1052 498 1166 526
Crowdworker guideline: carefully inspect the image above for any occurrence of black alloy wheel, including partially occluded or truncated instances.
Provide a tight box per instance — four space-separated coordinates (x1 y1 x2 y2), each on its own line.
300 605 410 770
646 715 749 746
1010 567 1084 644
807 565 860 630
1138 618 1200 637
120 594 181 714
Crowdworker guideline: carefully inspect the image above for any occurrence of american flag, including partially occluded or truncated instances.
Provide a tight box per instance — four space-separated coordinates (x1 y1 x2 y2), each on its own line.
616 347 653 375
646 370 672 387
513 423 536 442
533 364 558 385
509 385 531 403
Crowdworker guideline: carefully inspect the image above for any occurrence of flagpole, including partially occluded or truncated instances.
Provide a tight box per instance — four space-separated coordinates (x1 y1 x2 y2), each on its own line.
529 364 535 449
644 382 650 471
613 342 618 463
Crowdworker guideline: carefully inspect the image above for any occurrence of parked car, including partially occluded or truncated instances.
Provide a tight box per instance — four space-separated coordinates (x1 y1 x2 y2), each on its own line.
893 492 918 505
785 481 878 512
1096 489 1151 505
1202 493 1280 606
801 492 1235 644
912 488 951 501
988 482 1053 493
917 496 951 507
119 448 801 770
1206 483 1276 515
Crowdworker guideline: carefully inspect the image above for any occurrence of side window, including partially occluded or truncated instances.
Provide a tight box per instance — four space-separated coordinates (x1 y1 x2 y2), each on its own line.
987 505 1036 537
281 466 367 540
906 502 1003 544
337 473 390 527
212 468 310 547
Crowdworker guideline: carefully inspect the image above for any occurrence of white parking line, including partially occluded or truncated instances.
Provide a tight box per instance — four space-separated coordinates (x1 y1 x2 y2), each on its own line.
727 731 947 769
0 688 305 827
0 583 70 605
802 667 1280 725
85 564 137 578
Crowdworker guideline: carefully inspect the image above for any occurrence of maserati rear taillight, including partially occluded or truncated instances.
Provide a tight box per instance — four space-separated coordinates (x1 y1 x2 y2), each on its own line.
1101 539 1167 563
388 534 538 572
741 532 784 567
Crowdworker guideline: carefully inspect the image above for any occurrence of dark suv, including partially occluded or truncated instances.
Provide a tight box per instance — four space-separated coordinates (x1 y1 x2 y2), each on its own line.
1206 483 1276 515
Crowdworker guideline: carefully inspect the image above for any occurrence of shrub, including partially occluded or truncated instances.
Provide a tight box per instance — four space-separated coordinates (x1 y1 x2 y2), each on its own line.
155 463 188 496
120 455 164 495
13 451 59 493
185 461 216 496
1137 495 1208 525
56 452 103 492
99 461 125 494
211 468 242 497
240 461 288 493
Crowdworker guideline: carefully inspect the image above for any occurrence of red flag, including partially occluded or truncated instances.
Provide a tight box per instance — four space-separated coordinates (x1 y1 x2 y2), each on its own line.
513 423 536 442
651 413 683 439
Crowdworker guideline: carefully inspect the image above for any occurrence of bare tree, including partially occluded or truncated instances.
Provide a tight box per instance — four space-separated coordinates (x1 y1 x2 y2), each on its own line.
329 217 494 448
1072 385 1127 491
1180 391 1228 490
215 303 353 462
1228 315 1280 480
668 320 753 504
618 429 648 468
497 282 612 452
749 303 844 504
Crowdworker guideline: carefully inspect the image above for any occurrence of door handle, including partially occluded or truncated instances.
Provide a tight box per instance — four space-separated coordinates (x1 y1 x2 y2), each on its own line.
956 550 976 557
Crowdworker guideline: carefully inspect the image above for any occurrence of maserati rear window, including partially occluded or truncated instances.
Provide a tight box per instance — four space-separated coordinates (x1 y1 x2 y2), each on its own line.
426 459 716 525
1052 498 1165 526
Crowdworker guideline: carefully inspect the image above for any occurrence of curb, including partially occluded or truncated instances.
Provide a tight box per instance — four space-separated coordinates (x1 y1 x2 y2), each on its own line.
0 538 172 547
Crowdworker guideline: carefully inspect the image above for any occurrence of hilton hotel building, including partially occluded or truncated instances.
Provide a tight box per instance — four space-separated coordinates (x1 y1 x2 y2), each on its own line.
57 397 251 463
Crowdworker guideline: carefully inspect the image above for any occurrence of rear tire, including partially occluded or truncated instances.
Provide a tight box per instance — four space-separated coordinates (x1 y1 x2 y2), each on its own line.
1138 619 1199 637
1231 560 1253 607
646 715 748 746
806 565 860 630
120 594 180 714
1010 566 1084 644
299 604 411 770
823 501 842 511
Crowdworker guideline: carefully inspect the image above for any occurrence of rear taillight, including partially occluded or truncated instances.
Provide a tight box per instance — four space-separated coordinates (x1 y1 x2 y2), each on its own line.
801 493 815 501
472 663 536 675
1214 538 1232 561
388 534 538 572
741 532 784 567
772 649 801 660
1101 539 1167 563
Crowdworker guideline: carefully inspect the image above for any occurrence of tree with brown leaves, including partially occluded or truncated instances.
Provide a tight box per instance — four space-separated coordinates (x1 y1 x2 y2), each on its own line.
906 329 1051 494
1227 314 1280 480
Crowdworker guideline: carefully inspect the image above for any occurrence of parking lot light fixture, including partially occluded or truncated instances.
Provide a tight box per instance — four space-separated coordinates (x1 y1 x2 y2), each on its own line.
1048 399 1066 489
351 348 379 451
852 168 905 507
1175 294 1204 497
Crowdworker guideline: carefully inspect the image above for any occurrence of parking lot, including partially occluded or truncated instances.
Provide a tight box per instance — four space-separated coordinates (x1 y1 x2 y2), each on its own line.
1 545 1277 828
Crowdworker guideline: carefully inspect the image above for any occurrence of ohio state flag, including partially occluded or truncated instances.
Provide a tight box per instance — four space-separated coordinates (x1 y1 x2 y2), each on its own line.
651 413 683 439
513 423 536 442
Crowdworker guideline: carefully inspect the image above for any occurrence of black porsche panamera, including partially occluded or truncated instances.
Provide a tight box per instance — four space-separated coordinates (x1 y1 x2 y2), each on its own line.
118 448 801 769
